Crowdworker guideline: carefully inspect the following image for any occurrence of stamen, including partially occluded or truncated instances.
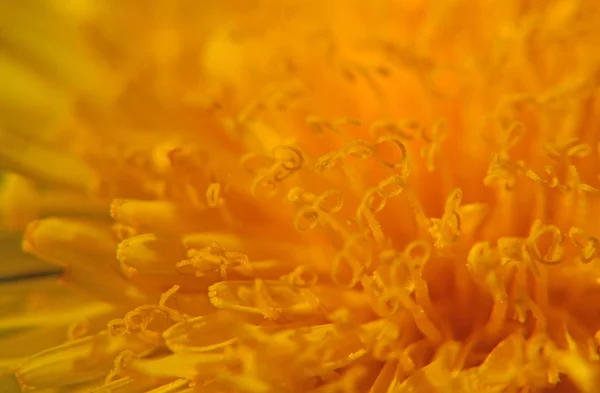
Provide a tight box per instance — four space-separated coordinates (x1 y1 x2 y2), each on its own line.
208 280 319 319
206 182 225 208
282 265 319 288
273 145 305 172
525 166 559 188
371 324 401 361
466 241 509 336
315 190 344 214
116 234 185 277
544 138 591 161
429 188 463 248
251 175 278 198
343 140 374 159
374 289 403 317
484 154 524 190
378 174 407 198
104 350 138 384
497 237 526 265
373 135 408 169
291 324 367 374
176 242 248 279
331 251 364 289
360 187 388 215
292 190 350 237
419 119 446 172
526 220 565 266
159 285 181 307
163 312 238 354
356 204 386 245
403 241 432 272
315 151 344 172
498 121 525 157
403 185 431 234
294 206 320 232
249 145 304 198
568 227 598 264
287 187 316 204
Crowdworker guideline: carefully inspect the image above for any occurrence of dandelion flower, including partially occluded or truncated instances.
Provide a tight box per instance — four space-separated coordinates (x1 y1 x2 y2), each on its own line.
2 0 600 392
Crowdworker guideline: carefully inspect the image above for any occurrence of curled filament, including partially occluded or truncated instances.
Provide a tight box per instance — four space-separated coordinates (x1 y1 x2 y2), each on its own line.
356 175 408 227
429 189 463 248
526 220 565 266
498 121 525 157
292 189 345 233
332 234 373 288
373 135 408 169
306 116 361 135
343 140 374 159
294 206 320 232
248 145 304 198
177 243 249 278
251 174 278 198
361 187 387 215
420 119 447 172
484 154 524 190
568 227 598 264
403 241 431 272
283 265 319 288
375 289 403 317
274 145 304 172
288 187 316 204
378 174 407 198
315 151 344 172
525 165 559 188
567 165 600 195
331 251 364 288
272 147 304 181
206 183 225 208
544 137 591 161
315 190 344 214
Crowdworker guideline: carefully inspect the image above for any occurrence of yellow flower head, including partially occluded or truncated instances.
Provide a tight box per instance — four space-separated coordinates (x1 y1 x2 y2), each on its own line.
2 0 600 392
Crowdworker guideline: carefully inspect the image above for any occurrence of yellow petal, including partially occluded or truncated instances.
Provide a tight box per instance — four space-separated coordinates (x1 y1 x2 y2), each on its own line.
111 199 222 233
14 332 148 391
0 129 98 191
129 352 236 379
0 174 39 232
23 218 147 303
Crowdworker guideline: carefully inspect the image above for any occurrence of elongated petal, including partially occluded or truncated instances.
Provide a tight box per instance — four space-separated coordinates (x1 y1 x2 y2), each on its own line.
129 352 236 379
23 218 147 303
13 332 148 391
